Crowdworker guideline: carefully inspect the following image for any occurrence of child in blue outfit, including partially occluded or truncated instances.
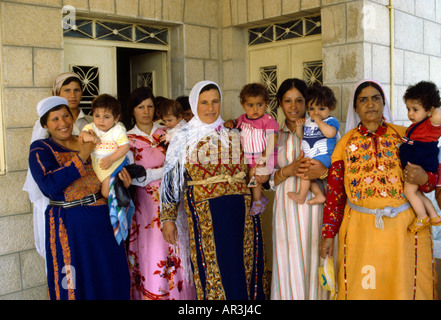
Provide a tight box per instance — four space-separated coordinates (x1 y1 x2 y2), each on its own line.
288 84 339 205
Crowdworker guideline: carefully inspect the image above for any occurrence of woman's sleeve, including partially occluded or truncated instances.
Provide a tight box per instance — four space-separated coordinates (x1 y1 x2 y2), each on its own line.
159 166 181 223
322 159 346 239
419 171 438 193
160 179 179 222
28 141 87 197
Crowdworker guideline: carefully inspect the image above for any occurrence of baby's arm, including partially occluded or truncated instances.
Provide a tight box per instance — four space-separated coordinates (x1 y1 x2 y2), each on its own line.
79 130 101 144
295 118 305 139
313 116 337 138
431 108 441 126
224 119 237 129
99 143 130 170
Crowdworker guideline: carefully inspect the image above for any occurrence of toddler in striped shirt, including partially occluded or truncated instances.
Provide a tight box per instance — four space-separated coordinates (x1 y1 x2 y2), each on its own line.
226 83 279 215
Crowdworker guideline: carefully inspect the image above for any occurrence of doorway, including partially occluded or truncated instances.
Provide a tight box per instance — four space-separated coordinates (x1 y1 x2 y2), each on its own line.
63 38 169 128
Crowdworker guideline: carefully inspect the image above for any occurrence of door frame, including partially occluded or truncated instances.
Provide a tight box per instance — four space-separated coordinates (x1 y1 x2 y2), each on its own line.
63 37 171 98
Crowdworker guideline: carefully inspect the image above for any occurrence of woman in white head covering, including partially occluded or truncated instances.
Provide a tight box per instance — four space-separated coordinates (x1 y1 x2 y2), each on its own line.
53 72 91 135
27 96 131 299
160 81 268 300
319 79 436 299
23 72 90 260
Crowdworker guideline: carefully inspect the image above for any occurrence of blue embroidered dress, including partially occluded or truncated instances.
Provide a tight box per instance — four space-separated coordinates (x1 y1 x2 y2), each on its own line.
28 138 130 300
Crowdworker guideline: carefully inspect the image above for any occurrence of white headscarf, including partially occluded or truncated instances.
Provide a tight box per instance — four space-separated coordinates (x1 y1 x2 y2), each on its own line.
345 79 393 133
23 97 69 260
160 81 231 207
52 72 82 96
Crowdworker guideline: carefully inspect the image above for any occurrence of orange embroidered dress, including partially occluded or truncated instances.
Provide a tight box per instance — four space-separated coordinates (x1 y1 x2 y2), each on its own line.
322 122 437 299
28 138 130 300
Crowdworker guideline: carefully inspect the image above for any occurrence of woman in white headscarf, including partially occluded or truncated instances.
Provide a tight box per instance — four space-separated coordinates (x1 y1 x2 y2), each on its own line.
52 72 91 135
160 81 268 300
27 96 131 299
23 72 91 260
319 79 437 299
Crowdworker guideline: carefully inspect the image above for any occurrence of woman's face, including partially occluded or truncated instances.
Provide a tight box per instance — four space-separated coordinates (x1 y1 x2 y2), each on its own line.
58 81 82 111
280 87 306 127
197 89 221 125
43 107 73 143
355 86 384 126
133 98 155 127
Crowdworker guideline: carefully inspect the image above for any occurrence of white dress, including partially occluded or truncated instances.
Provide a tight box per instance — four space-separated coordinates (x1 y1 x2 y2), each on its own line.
270 122 328 300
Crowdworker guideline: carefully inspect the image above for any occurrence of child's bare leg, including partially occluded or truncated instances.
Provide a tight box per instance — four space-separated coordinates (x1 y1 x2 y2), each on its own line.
405 181 428 228
306 180 326 205
101 176 110 199
251 183 263 201
418 189 441 223
287 178 310 204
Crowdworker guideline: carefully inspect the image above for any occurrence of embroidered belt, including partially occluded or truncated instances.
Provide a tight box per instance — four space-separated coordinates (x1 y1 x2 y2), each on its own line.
49 193 103 209
347 200 411 230
187 172 246 186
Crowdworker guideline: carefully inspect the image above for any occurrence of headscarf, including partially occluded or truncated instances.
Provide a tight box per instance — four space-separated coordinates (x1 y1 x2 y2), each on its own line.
23 96 69 260
160 81 231 207
345 79 393 133
52 72 82 96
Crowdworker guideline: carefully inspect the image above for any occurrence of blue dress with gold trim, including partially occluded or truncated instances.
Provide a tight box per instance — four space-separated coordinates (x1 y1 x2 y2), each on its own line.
29 138 130 300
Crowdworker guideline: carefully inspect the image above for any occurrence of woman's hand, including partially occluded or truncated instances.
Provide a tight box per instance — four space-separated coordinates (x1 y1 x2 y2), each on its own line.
403 162 428 185
118 167 132 188
319 238 334 259
77 133 96 162
302 159 327 180
162 221 178 245
284 150 311 177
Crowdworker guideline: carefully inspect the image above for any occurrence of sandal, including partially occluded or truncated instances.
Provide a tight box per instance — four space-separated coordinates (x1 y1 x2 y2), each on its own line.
408 217 430 233
249 195 269 216
431 215 441 226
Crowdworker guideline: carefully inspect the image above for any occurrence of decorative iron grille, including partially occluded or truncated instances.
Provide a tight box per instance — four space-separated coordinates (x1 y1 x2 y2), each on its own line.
71 65 100 114
137 72 153 90
260 66 278 119
64 19 168 46
303 61 323 86
248 15 321 46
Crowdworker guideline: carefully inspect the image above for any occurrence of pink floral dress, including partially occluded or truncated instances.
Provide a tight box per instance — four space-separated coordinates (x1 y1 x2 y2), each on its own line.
127 124 196 300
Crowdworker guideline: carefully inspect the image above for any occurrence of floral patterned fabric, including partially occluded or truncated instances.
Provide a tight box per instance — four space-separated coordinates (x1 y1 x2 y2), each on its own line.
127 128 196 300
321 122 437 299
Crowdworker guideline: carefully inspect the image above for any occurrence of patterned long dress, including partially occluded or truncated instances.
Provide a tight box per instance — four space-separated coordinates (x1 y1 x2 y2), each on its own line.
161 131 269 300
322 122 437 299
127 126 196 300
270 123 328 300
28 138 130 300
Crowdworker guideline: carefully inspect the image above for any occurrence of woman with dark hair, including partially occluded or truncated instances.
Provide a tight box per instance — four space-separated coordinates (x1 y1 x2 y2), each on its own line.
268 78 329 300
125 87 196 300
319 79 437 299
27 96 131 299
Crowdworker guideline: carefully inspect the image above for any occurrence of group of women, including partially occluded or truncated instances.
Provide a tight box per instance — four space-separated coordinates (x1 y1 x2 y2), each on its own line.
24 71 438 300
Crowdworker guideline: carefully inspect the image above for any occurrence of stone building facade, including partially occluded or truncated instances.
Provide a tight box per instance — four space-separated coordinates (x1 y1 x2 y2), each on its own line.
1 0 441 299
